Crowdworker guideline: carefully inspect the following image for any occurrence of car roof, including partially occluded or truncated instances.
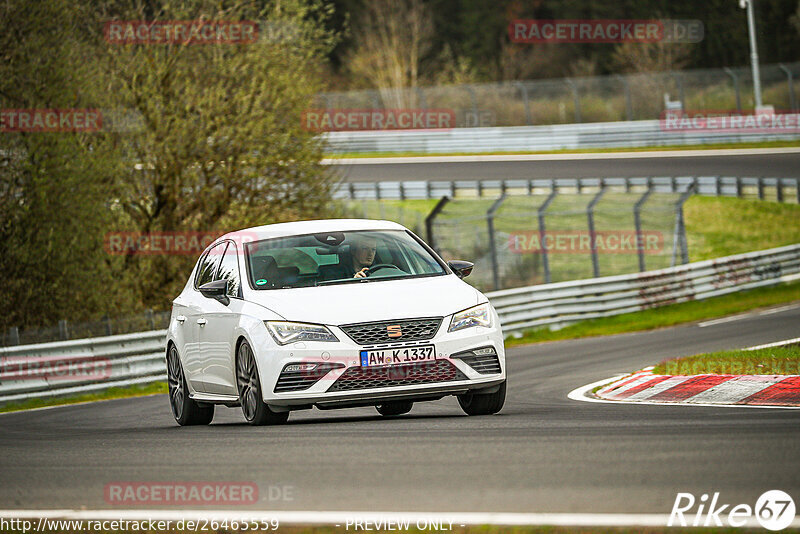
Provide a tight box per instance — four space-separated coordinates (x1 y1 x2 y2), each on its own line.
213 219 409 247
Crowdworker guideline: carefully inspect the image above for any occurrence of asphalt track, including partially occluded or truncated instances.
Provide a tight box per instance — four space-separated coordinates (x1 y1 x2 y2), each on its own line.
1 305 798 515
330 150 800 183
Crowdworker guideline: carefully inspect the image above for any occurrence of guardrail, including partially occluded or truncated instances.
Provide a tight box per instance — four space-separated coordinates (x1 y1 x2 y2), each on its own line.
487 243 800 334
1 243 798 404
334 176 800 202
323 119 800 154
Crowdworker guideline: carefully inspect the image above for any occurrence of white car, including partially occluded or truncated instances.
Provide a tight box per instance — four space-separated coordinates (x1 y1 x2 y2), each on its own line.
166 219 506 426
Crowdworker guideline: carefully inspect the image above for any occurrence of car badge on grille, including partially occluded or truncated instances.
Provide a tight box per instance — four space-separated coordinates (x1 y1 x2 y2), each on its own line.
386 325 402 338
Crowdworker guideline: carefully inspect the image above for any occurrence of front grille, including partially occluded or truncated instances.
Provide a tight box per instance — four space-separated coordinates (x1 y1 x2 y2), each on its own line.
274 363 343 393
340 317 442 346
452 352 502 374
327 360 467 392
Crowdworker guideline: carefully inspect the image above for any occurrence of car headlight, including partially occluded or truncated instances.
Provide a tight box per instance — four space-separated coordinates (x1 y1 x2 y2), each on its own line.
265 321 339 345
448 303 492 332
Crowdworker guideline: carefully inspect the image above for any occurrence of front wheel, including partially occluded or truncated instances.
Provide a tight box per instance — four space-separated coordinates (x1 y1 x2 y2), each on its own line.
167 345 214 426
376 401 413 416
457 380 506 416
237 340 289 426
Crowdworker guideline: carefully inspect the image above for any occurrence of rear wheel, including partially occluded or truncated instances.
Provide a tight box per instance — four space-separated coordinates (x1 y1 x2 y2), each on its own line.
237 340 289 426
376 401 413 416
457 380 506 416
167 345 214 426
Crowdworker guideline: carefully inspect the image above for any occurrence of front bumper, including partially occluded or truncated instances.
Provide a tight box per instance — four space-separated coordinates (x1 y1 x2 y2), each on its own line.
253 319 506 408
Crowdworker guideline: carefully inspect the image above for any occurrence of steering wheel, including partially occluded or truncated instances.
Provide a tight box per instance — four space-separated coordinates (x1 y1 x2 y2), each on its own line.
365 263 400 276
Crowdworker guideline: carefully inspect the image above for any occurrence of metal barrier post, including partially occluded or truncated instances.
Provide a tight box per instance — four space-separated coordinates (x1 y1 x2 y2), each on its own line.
58 320 69 341
779 64 796 112
516 82 532 125
8 327 20 346
634 180 653 272
564 79 581 123
671 183 696 266
538 189 558 283
615 75 633 121
487 195 507 290
425 196 450 252
587 184 607 278
724 67 742 113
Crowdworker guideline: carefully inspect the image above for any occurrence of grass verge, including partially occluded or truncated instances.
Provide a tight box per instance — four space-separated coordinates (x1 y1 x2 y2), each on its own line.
325 139 800 159
505 280 800 347
654 345 800 376
0 381 167 414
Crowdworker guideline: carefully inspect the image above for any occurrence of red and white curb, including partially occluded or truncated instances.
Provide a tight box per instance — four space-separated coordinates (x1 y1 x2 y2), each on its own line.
594 369 800 406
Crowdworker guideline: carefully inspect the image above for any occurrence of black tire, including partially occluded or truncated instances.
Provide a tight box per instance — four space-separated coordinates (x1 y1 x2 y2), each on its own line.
167 344 214 426
236 340 289 426
375 401 413 416
457 380 506 416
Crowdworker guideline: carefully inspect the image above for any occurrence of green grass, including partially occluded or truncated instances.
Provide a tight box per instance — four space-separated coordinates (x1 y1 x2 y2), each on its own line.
685 196 800 261
0 381 167 413
325 139 800 159
654 345 800 375
505 280 800 347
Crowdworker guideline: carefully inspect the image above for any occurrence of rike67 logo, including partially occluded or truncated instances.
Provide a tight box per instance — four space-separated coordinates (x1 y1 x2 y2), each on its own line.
669 490 796 530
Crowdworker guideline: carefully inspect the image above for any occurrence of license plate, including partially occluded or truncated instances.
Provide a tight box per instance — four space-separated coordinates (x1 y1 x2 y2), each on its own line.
360 345 436 367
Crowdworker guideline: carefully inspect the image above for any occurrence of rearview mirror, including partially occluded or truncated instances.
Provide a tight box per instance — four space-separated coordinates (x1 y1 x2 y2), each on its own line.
448 260 474 279
199 279 230 306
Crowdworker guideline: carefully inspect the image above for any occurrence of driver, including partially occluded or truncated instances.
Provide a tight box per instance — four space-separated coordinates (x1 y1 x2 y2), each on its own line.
351 235 378 278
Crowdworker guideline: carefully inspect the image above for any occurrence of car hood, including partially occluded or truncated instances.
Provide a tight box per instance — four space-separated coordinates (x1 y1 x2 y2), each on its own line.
246 274 483 325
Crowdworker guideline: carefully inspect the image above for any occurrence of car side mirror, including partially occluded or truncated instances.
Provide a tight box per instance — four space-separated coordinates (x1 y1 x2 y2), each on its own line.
448 260 474 279
199 279 230 306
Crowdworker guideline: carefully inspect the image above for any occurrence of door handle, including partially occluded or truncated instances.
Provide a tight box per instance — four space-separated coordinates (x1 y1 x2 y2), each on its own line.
197 318 207 327
176 315 186 324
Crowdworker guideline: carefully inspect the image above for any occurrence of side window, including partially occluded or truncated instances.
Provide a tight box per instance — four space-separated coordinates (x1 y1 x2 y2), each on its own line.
195 242 226 288
217 242 241 297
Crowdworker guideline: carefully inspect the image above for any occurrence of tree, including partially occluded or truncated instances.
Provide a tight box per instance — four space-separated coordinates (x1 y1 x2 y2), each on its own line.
346 0 434 107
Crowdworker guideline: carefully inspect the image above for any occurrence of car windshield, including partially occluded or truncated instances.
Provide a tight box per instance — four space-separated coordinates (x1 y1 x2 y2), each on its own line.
245 229 447 289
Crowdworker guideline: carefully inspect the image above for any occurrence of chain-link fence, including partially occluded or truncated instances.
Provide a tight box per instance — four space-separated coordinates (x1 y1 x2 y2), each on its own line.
2 310 171 348
317 62 800 127
428 186 692 293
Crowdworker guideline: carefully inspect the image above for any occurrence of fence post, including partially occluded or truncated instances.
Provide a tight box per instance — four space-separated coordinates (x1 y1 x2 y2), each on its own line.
538 189 558 284
465 85 479 124
58 319 69 341
796 178 800 204
671 183 696 266
516 82 533 125
724 67 742 113
348 182 355 200
634 180 653 273
587 184 607 278
615 75 633 121
735 176 742 198
758 177 764 200
487 195 507 290
146 309 155 330
672 73 686 112
374 182 381 200
103 315 112 336
565 79 581 123
425 196 450 252
776 178 784 203
8 327 20 346
779 64 796 112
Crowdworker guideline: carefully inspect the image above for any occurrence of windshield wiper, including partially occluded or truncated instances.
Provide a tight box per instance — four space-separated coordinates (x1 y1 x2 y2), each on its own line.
317 277 372 286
